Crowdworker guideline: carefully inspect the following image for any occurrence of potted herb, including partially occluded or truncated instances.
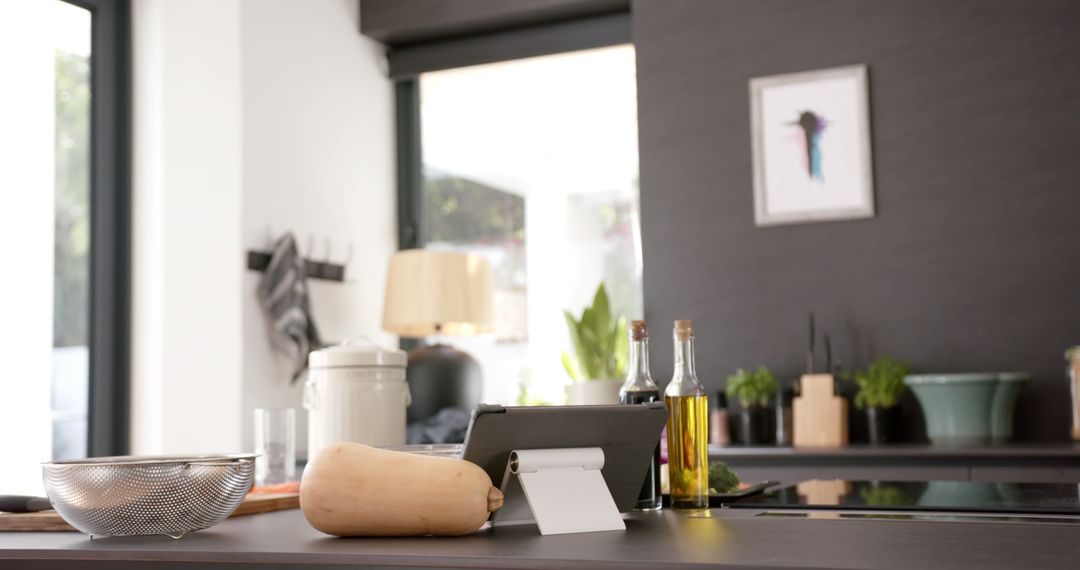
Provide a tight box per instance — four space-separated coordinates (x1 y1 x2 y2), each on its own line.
847 356 909 445
561 283 628 405
725 366 779 445
859 483 909 507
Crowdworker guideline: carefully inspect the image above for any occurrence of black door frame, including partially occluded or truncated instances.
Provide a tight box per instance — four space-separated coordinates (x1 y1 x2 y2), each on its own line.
65 0 132 457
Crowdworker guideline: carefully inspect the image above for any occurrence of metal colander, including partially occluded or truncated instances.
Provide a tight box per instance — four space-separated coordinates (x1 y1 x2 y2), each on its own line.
42 454 255 539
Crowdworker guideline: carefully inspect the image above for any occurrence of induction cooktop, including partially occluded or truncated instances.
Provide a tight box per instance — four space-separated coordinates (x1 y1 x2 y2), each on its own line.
729 480 1080 515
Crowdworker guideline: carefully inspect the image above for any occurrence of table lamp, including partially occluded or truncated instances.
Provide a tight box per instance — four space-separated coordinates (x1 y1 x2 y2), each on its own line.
382 249 495 424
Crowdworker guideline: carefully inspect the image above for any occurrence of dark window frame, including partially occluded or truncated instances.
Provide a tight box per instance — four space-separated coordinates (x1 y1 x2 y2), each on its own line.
395 78 424 252
63 0 132 457
386 12 631 79
395 79 423 354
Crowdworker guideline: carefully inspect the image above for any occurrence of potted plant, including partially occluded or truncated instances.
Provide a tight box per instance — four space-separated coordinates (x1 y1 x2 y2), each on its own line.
847 356 909 445
561 283 628 405
725 366 779 445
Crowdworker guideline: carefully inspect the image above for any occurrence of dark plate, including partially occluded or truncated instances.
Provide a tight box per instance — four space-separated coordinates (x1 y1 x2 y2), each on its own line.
662 481 779 508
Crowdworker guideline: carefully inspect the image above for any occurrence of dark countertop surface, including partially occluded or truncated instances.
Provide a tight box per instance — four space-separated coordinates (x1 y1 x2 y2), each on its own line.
4 507 1080 569
710 444 1080 460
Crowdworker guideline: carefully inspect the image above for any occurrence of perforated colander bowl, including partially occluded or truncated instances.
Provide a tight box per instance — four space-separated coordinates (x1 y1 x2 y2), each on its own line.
41 454 255 539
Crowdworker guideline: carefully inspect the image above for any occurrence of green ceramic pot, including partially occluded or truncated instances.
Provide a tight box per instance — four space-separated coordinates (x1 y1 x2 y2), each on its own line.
991 373 1029 443
904 374 999 445
918 480 1002 507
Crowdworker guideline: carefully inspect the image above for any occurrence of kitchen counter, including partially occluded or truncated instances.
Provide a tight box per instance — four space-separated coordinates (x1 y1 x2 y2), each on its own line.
3 507 1080 569
711 444 1080 485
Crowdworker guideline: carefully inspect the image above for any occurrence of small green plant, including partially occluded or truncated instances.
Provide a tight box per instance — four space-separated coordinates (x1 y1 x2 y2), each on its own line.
725 366 779 408
859 484 909 507
560 283 628 381
846 356 909 410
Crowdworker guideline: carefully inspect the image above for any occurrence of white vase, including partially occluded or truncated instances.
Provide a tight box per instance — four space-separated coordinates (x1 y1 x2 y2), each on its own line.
565 379 623 405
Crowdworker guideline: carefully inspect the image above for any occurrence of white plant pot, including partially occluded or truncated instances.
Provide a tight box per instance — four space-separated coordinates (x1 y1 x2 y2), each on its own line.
565 379 623 405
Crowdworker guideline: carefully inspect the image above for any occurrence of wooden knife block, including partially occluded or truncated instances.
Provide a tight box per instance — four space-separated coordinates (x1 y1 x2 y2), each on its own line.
796 479 853 519
796 479 852 505
793 374 848 447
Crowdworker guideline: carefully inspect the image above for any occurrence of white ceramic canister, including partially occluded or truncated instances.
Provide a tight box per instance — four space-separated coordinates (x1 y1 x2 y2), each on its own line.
304 339 410 457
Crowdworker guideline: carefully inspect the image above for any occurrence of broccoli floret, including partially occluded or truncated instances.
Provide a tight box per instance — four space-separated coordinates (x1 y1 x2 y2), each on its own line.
708 461 740 494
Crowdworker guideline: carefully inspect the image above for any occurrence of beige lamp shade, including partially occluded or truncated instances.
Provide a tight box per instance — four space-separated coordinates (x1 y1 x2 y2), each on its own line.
382 249 495 338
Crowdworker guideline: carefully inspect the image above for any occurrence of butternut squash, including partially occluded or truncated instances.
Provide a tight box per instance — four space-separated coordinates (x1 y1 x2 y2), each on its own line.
300 442 504 537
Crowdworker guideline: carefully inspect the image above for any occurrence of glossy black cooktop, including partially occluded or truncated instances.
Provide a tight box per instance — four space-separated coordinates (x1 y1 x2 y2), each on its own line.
729 480 1080 515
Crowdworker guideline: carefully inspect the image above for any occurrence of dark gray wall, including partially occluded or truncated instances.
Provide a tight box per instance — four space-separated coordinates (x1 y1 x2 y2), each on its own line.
633 0 1080 442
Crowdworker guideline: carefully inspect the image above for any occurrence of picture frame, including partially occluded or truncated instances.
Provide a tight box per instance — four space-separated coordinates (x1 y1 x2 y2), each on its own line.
749 64 875 226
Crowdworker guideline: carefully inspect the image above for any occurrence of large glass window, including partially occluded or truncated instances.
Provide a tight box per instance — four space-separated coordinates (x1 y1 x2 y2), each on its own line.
418 45 642 404
0 0 92 494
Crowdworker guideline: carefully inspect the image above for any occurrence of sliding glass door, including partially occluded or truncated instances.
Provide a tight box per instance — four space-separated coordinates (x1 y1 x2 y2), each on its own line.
0 0 129 494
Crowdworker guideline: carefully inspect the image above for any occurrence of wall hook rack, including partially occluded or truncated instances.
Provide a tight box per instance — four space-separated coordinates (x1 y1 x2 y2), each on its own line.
246 249 347 282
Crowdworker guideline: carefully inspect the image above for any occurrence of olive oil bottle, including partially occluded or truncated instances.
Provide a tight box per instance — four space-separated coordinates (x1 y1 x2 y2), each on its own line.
664 320 709 510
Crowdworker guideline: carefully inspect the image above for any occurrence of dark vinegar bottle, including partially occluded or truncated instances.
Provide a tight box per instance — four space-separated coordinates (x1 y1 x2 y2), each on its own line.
619 320 662 511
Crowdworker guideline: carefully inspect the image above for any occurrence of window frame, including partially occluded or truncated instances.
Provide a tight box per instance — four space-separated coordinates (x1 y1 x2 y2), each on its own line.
63 0 132 457
395 78 424 252
394 79 423 353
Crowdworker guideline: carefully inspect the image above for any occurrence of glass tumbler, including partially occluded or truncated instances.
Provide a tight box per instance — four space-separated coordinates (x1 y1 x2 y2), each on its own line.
254 408 296 487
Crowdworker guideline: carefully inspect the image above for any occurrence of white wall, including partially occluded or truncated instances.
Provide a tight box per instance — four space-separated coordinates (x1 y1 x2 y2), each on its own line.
131 0 245 455
239 0 396 456
131 0 395 456
0 0 60 492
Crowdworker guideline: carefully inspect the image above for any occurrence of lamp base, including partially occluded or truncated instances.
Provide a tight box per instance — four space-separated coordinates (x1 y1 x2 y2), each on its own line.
405 343 482 424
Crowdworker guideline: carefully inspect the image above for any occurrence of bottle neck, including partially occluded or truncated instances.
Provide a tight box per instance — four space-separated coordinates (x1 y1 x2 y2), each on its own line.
673 336 696 380
624 338 657 389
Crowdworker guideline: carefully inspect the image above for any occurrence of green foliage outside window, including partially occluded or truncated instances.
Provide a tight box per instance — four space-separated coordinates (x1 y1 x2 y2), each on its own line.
425 171 525 245
53 50 90 348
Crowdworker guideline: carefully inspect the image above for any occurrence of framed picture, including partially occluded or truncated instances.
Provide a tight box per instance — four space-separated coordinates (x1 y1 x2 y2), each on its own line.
749 64 874 226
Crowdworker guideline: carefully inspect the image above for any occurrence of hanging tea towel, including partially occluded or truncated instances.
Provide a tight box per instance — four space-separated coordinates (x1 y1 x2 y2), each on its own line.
257 233 322 383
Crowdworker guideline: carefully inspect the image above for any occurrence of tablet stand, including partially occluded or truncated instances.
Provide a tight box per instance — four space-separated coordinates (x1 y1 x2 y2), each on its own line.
491 447 625 536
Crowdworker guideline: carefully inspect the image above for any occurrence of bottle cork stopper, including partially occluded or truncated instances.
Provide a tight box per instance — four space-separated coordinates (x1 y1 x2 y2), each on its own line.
673 319 694 340
630 320 648 341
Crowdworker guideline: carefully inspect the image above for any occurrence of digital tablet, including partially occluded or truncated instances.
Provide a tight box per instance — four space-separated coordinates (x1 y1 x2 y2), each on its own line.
461 403 668 514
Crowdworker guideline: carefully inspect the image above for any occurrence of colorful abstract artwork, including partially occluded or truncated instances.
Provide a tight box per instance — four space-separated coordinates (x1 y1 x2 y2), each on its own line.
750 65 875 226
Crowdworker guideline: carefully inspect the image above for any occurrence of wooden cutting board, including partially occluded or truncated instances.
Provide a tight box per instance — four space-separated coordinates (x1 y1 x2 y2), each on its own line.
0 493 299 532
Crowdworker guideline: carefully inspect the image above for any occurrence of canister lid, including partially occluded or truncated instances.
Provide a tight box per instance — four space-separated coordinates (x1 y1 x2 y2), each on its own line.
308 338 407 368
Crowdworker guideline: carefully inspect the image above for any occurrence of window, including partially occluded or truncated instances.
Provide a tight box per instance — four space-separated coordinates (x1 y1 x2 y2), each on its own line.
412 45 642 404
0 0 129 494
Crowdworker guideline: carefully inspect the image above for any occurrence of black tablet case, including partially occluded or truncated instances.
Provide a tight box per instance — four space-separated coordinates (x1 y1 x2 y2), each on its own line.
462 403 668 514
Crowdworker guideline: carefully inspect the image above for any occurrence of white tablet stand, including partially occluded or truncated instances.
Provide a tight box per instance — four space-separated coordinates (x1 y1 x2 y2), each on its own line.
491 447 625 536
